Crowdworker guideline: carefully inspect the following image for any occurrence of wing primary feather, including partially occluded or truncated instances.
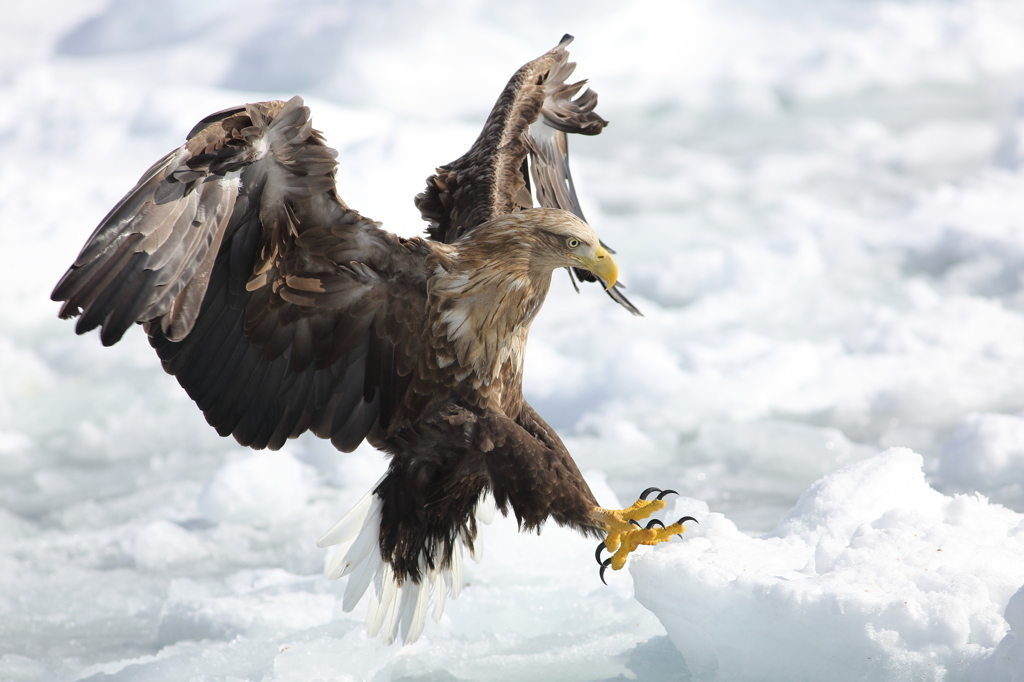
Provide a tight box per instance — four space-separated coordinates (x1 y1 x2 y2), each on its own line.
332 393 380 453
74 248 148 341
59 233 144 321
66 149 188 268
98 268 160 346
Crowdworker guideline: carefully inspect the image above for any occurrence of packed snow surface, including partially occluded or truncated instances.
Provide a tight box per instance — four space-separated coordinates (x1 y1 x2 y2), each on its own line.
634 450 1024 681
3 0 1024 680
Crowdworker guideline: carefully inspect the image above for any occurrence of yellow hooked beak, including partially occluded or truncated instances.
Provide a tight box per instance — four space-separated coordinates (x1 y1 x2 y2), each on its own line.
585 245 618 290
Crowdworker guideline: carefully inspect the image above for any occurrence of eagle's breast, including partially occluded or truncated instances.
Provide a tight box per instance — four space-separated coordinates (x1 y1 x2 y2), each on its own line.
425 260 550 415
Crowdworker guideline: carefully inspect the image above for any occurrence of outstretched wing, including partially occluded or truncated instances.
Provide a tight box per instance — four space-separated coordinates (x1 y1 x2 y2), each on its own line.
52 97 429 451
414 34 640 314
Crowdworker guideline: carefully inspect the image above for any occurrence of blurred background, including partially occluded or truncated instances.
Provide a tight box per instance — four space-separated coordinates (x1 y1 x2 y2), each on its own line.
3 0 1024 679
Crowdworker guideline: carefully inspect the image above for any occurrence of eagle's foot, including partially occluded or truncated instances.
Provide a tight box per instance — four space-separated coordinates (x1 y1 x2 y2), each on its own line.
592 488 697 584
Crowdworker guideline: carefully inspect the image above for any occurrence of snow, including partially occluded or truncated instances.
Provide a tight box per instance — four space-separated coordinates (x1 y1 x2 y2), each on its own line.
3 0 1024 680
634 450 1024 680
198 452 316 526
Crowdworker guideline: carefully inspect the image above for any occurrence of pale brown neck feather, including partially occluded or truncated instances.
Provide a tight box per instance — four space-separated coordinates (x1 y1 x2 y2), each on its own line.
428 254 553 410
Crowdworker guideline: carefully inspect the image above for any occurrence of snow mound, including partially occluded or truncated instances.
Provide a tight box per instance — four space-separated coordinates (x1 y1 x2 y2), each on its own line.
632 449 1024 681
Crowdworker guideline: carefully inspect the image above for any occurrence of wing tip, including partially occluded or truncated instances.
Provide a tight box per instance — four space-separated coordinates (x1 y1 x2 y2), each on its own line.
609 284 643 316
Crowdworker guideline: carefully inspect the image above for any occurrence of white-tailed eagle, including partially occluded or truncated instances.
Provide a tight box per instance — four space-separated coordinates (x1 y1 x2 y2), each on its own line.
52 35 694 644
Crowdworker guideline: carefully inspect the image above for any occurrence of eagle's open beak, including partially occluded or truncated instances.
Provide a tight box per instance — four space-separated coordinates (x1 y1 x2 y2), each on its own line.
587 246 618 290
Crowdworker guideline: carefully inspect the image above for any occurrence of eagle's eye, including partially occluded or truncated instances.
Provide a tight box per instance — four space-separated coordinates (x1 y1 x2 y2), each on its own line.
566 237 581 249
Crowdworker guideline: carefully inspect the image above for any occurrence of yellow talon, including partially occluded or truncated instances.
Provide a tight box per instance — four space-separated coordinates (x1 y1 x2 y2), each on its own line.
594 498 666 553
593 488 697 583
605 519 688 569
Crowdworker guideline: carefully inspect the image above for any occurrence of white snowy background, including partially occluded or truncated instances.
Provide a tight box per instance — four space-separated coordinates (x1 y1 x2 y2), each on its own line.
3 0 1024 680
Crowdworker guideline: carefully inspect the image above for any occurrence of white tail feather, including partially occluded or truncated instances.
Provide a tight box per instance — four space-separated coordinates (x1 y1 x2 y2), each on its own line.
406 578 431 642
475 491 496 525
380 575 402 644
321 486 489 644
366 563 394 638
316 487 374 547
431 570 447 623
365 587 383 635
397 583 418 643
338 496 383 578
469 532 484 563
342 546 380 612
449 545 464 599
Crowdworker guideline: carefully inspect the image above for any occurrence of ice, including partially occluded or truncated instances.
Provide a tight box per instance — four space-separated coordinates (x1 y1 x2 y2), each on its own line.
198 451 316 525
5 0 1024 679
633 449 1024 681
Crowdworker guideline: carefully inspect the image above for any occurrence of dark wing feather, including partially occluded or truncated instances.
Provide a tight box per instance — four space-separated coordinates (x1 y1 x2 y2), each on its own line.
53 97 429 452
414 34 640 314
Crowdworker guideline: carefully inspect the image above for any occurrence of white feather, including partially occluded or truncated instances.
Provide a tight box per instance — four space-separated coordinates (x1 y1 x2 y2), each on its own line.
342 546 380 612
364 588 381 634
317 487 375 548
449 545 464 599
469 532 484 563
337 496 382 577
440 306 472 343
379 566 400 628
431 570 447 623
406 576 432 643
379 571 402 645
367 563 395 638
397 583 419 643
475 491 496 525
320 485 492 644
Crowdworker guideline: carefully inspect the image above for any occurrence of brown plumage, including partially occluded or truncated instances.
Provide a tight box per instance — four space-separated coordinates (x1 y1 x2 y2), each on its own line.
52 35 640 644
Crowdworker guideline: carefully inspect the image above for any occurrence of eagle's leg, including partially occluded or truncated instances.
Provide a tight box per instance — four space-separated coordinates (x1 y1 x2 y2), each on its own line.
474 410 695 581
592 488 696 583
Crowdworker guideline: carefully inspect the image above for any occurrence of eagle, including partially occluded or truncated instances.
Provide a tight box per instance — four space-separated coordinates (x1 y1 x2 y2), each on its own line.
51 35 694 644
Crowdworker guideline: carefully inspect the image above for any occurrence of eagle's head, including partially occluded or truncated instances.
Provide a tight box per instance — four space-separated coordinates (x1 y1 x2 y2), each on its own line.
456 208 618 290
430 208 620 383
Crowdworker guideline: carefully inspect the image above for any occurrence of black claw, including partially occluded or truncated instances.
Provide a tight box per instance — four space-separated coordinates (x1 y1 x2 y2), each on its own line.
639 487 661 500
673 516 698 539
595 541 607 566
656 489 678 500
646 519 666 529
629 519 642 527
599 557 612 585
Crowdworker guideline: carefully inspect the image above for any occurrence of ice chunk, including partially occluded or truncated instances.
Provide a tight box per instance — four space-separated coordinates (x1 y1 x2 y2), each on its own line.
972 584 1024 682
632 449 1024 681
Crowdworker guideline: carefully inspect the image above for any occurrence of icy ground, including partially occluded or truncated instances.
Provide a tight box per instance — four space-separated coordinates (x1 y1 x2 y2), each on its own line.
3 0 1024 680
